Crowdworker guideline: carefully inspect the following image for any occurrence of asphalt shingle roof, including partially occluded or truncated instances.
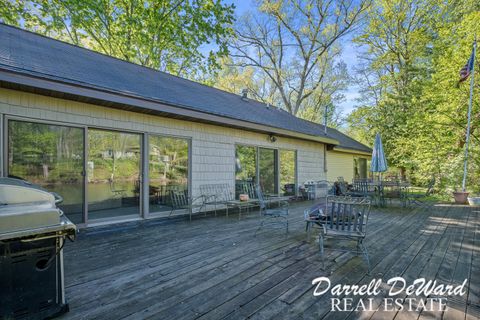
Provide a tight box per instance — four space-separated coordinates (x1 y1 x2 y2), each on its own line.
0 23 371 154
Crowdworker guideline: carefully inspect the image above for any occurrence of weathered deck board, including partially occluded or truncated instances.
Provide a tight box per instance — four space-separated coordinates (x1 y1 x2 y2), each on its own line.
332 204 455 320
58 202 479 320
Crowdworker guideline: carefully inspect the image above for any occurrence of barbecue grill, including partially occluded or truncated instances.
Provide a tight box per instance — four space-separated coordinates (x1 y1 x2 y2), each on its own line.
0 177 76 320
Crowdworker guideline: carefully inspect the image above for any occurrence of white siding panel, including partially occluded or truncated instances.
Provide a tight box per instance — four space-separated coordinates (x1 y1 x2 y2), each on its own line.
326 152 354 182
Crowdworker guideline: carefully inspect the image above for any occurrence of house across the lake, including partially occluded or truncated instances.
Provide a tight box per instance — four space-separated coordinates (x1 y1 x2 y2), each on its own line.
0 23 371 227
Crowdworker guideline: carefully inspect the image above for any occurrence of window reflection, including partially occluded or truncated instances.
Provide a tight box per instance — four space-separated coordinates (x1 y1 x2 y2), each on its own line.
235 145 257 198
280 150 296 196
354 157 367 179
8 120 84 223
258 148 278 194
87 129 141 220
149 135 189 214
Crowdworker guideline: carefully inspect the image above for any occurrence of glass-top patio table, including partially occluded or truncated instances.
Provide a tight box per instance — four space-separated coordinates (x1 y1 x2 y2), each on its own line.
371 180 410 207
225 199 259 220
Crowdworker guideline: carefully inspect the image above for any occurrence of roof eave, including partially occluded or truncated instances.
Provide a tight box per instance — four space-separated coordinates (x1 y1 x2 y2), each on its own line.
0 69 339 145
331 146 372 156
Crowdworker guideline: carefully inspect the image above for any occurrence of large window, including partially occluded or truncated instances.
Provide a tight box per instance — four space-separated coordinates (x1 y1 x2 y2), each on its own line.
5 119 196 223
149 135 189 214
7 120 85 223
354 157 368 179
280 150 296 196
235 145 296 197
235 145 257 198
235 145 257 183
87 129 141 220
259 148 277 194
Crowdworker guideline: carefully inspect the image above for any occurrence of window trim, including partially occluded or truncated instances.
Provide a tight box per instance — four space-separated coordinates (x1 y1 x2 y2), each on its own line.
235 143 297 196
147 133 192 216
3 114 193 226
278 148 298 196
5 116 88 225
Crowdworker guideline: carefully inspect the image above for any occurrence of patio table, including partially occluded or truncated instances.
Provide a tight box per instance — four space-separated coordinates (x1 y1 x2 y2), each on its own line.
225 199 259 220
265 194 292 202
377 181 410 207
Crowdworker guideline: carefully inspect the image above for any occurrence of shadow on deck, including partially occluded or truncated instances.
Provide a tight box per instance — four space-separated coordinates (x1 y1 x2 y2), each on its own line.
60 201 480 320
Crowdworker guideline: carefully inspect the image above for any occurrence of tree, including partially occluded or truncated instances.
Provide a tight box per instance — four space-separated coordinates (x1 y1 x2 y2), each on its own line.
350 0 437 178
348 0 480 190
408 8 480 190
225 0 369 119
1 0 235 79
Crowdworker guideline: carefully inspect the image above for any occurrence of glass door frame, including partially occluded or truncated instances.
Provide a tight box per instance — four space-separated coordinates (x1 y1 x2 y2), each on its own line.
3 115 88 226
146 133 192 216
235 143 296 196
258 147 279 195
3 116 149 226
86 126 144 223
278 148 298 196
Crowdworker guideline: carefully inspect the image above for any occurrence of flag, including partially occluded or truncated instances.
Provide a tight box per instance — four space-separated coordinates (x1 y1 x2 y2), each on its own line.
460 46 475 82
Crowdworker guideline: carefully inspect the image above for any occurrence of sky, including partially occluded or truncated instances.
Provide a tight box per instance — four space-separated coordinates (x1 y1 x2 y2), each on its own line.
224 0 361 115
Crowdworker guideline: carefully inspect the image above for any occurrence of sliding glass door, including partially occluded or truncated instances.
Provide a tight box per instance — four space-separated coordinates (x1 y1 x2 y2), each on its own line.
149 135 189 214
87 129 141 220
7 120 85 223
235 145 296 196
280 150 296 196
258 148 278 195
6 120 197 223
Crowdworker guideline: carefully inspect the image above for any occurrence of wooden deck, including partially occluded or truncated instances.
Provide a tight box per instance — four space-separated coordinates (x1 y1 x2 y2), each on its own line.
59 202 480 320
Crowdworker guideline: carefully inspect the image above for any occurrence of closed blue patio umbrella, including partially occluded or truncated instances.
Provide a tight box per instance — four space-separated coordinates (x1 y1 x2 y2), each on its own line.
370 133 388 176
370 133 388 206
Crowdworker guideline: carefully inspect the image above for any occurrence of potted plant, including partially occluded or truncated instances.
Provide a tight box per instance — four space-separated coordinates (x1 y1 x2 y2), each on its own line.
453 187 469 204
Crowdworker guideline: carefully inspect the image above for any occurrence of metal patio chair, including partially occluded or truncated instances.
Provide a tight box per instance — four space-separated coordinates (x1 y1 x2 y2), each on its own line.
169 189 205 221
109 177 127 198
319 198 371 273
405 178 435 207
336 180 349 196
254 185 289 236
240 181 258 200
304 195 358 241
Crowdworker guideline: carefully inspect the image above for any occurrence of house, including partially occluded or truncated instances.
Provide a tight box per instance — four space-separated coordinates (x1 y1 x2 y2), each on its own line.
324 128 372 182
0 24 371 227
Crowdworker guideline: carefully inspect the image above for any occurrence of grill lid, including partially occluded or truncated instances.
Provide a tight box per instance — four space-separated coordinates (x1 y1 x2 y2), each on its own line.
0 178 56 207
0 178 66 235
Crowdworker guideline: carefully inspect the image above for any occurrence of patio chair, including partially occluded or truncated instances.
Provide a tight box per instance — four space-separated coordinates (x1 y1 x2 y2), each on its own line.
335 180 349 196
348 179 382 206
254 185 289 236
318 198 371 273
169 189 205 221
304 202 327 241
109 177 126 198
405 178 435 207
348 179 372 197
304 195 360 241
241 181 258 200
